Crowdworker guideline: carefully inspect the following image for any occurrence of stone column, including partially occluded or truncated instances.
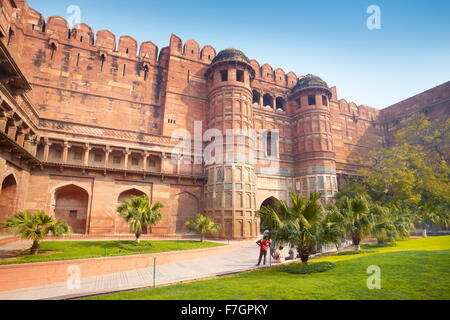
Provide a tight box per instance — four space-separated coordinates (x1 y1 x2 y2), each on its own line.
104 146 111 168
143 151 149 171
83 144 92 167
124 148 130 170
43 138 51 162
62 141 70 164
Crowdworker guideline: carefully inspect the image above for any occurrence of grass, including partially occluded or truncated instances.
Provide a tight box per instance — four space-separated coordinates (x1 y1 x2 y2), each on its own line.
84 236 450 300
0 240 225 265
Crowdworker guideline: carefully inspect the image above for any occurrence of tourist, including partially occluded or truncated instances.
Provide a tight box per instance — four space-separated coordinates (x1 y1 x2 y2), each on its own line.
256 237 272 266
285 248 296 261
274 246 285 264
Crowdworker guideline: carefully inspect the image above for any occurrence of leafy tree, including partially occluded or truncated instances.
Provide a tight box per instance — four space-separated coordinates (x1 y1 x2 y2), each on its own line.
2 211 71 255
259 192 343 265
117 196 164 243
186 214 220 242
361 115 450 235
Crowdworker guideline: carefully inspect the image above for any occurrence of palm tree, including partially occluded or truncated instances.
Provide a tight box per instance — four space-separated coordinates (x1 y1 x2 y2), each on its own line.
371 204 413 244
259 192 342 265
331 196 373 250
186 214 220 242
371 204 397 244
116 195 164 243
2 211 71 255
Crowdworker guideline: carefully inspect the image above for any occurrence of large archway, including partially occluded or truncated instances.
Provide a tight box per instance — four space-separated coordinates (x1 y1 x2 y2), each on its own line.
0 174 18 232
116 189 147 235
259 197 280 233
54 185 89 234
174 192 199 234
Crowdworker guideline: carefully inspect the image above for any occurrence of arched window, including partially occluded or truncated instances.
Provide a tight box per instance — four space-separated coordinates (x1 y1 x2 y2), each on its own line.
276 97 285 111
266 131 279 157
263 94 273 108
252 91 260 105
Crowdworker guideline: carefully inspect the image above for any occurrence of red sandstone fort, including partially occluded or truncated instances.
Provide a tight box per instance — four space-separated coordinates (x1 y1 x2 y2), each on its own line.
0 0 448 239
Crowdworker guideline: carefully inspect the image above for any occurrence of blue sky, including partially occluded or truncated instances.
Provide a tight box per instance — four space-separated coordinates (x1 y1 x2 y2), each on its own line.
28 0 450 109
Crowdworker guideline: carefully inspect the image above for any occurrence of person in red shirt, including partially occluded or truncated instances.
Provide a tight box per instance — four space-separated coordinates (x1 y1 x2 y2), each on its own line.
256 237 272 266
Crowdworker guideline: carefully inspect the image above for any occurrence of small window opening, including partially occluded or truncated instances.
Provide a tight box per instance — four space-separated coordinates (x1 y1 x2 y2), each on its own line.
276 97 285 111
308 95 316 106
322 95 328 106
100 54 106 71
80 36 83 42
266 131 279 157
94 154 103 162
42 21 46 33
50 42 57 60
123 64 126 77
76 53 80 67
252 91 260 105
143 65 149 81
32 24 35 31
126 48 129 54
220 70 228 82
263 94 273 108
69 210 78 219
113 156 122 164
7 27 14 46
236 70 244 82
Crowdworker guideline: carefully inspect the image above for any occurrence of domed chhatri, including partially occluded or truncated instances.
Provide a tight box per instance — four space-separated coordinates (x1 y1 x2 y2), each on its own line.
211 48 251 65
294 74 330 91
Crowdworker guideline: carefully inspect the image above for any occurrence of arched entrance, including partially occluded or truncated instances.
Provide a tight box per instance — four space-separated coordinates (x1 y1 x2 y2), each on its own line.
259 197 280 233
116 189 147 235
0 174 18 231
174 192 199 234
54 185 89 234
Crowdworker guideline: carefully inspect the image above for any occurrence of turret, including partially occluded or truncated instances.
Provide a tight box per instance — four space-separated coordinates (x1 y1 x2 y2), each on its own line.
203 49 259 239
291 74 338 203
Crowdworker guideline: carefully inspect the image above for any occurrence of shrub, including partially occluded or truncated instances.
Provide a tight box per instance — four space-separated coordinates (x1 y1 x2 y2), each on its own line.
276 261 336 274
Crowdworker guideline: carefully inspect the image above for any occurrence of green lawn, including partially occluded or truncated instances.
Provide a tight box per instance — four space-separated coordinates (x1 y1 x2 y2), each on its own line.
0 240 224 265
85 236 450 300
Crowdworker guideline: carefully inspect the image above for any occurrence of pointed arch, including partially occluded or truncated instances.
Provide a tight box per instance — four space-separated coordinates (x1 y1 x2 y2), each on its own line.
0 174 18 228
53 184 89 234
173 191 200 234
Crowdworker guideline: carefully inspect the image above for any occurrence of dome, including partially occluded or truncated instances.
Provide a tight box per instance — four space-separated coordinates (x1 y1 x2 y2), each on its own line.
293 74 329 91
211 48 251 65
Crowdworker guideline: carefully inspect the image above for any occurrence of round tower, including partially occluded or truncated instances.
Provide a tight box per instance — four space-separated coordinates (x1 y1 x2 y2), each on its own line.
204 49 258 239
291 74 338 203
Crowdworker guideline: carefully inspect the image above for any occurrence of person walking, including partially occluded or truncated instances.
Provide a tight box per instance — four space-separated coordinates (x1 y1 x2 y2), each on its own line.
256 237 272 266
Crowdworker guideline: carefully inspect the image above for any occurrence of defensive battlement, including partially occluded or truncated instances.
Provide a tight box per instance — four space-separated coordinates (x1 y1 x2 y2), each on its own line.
12 1 165 66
